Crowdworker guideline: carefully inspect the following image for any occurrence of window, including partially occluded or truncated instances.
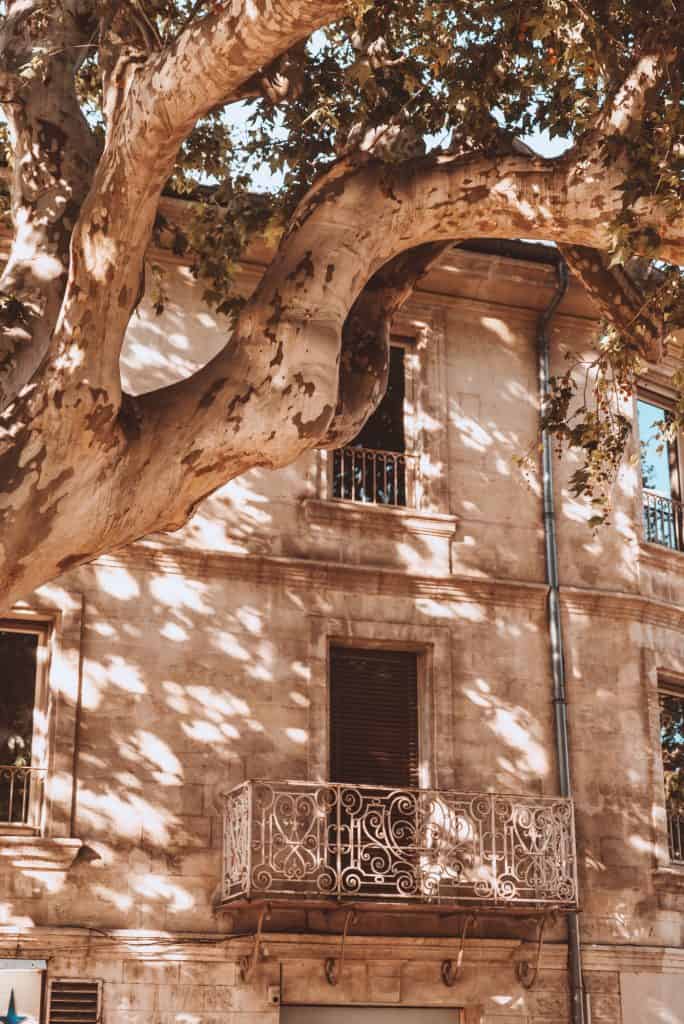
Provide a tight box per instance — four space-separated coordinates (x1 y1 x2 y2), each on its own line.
0 623 48 831
329 645 419 787
331 345 412 507
659 686 684 863
638 396 682 550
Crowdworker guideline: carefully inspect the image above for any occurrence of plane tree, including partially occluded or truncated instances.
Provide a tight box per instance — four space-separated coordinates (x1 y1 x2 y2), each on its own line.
0 0 682 609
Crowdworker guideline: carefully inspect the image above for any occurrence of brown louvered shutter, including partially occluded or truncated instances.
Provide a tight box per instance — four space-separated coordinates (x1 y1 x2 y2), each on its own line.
330 646 419 787
47 980 101 1024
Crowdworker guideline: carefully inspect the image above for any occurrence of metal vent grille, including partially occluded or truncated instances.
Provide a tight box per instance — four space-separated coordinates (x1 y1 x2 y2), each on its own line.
47 980 101 1024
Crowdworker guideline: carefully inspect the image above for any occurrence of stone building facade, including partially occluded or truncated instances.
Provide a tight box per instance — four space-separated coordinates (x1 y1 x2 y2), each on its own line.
1 239 683 1024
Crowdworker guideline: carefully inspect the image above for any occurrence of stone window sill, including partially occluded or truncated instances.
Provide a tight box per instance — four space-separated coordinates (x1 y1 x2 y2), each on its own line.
0 836 83 871
302 498 459 538
640 541 684 571
653 865 684 895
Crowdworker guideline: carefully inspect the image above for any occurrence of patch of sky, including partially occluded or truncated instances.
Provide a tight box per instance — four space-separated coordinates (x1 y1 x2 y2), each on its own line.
638 398 674 496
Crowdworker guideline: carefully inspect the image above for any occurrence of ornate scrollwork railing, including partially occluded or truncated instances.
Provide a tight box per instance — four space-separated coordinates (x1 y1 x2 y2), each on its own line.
221 780 578 909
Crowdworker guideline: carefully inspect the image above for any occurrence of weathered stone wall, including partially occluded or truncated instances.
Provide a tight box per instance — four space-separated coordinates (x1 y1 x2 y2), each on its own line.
3 248 684 1021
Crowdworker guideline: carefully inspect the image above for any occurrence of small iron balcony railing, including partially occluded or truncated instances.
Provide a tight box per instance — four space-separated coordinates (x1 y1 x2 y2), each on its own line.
667 803 684 864
0 765 46 827
222 780 578 909
643 490 683 551
331 447 415 507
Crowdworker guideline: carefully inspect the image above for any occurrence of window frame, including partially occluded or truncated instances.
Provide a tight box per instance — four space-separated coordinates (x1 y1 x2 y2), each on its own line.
328 643 421 789
637 388 684 550
657 677 684 865
326 337 418 508
327 637 432 790
1 619 51 833
1 595 83 840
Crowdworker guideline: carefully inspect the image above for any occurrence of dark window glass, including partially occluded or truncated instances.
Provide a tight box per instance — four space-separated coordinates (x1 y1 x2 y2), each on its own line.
660 690 684 863
354 346 406 454
0 630 38 766
332 346 407 505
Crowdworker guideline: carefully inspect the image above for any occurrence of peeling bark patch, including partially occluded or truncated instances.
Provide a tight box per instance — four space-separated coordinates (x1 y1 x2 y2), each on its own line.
287 251 314 286
227 385 255 423
198 377 227 409
85 399 116 440
181 448 203 467
292 403 333 440
293 372 315 398
269 341 284 367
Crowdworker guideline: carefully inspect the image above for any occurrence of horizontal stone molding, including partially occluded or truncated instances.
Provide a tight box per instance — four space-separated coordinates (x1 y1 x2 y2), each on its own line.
560 584 684 631
583 942 684 973
95 543 684 631
0 837 83 871
302 498 459 538
0 927 570 968
99 543 548 610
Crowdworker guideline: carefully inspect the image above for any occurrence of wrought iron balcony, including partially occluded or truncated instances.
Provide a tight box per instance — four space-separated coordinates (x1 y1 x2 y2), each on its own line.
221 780 578 910
0 765 46 828
331 446 415 507
643 490 683 550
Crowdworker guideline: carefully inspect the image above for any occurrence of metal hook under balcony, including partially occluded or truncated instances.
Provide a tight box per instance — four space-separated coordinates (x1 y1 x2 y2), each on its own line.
239 904 270 983
441 913 476 987
325 909 357 986
515 910 556 990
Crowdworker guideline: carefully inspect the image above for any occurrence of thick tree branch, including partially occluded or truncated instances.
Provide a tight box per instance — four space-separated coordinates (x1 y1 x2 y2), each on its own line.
150 0 346 137
38 0 349 414
320 242 454 449
560 246 671 361
601 47 677 138
0 0 99 412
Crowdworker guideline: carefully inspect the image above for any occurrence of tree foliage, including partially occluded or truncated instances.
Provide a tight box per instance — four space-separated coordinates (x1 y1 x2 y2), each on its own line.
0 0 682 607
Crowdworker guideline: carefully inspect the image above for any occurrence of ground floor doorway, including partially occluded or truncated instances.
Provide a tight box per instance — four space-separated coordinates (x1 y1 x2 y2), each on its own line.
281 1009 459 1023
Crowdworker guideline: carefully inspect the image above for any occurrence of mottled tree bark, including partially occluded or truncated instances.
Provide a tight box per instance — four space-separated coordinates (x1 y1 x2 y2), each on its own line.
0 0 99 411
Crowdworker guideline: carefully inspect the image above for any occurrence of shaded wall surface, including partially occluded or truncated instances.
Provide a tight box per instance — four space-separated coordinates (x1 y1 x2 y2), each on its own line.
3 247 684 1024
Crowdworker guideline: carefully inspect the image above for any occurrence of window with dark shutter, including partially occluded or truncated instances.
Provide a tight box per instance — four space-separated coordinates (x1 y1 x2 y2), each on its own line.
47 980 101 1024
329 646 419 788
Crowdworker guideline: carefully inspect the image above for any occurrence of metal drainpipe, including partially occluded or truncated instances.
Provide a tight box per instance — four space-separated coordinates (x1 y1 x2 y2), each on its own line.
537 252 586 1024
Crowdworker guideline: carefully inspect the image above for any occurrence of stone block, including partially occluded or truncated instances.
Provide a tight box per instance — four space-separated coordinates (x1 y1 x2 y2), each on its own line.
103 984 158 1011
123 962 181 985
178 962 237 986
